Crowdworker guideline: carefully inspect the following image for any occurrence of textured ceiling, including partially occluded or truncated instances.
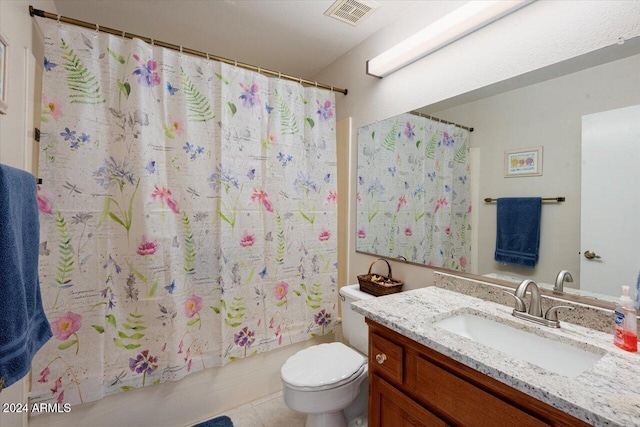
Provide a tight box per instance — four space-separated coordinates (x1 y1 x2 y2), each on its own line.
51 0 426 78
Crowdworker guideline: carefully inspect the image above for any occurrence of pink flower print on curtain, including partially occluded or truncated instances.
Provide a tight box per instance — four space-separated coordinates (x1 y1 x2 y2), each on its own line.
151 184 180 213
250 188 274 212
397 195 407 212
51 311 82 355
326 190 337 204
42 94 63 122
239 231 255 247
50 377 62 393
184 295 203 329
274 282 289 309
137 235 158 256
318 228 331 241
37 367 50 383
37 185 53 214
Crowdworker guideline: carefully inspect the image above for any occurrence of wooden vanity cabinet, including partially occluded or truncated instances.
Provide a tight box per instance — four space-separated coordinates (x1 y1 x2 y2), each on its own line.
367 319 590 427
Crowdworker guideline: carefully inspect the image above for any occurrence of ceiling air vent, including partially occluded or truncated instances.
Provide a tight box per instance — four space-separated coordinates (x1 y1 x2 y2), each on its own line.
324 0 381 26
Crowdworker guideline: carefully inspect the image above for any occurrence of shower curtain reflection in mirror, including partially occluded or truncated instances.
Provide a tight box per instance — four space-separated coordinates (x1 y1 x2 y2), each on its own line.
356 114 471 271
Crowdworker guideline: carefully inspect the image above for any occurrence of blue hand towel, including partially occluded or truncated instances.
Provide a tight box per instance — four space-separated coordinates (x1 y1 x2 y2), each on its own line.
494 197 541 268
0 164 52 390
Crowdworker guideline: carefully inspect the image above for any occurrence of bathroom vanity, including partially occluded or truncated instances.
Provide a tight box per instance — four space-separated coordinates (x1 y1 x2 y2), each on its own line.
353 287 640 427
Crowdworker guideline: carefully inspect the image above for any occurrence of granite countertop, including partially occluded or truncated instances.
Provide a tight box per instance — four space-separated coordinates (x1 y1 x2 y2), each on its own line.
352 286 640 427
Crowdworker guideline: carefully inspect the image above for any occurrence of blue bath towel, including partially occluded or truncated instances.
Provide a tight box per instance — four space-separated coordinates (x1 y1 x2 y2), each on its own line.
0 164 52 389
494 197 541 268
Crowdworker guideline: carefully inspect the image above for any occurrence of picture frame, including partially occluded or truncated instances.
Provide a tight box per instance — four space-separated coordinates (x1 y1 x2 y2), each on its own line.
504 146 543 177
0 30 8 115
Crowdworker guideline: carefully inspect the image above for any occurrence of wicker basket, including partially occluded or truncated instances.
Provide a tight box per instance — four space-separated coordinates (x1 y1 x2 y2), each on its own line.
357 258 404 297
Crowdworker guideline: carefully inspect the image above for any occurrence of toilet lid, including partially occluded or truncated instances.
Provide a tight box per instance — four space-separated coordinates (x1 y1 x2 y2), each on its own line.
281 342 366 390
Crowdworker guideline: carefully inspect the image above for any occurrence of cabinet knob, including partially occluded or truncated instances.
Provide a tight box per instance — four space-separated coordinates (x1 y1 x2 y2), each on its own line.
375 353 387 364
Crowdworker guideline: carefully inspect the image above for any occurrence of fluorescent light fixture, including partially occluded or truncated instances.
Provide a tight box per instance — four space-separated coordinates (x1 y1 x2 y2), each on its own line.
367 0 534 78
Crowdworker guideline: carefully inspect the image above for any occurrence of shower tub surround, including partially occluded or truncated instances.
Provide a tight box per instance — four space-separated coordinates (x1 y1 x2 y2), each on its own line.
353 286 640 426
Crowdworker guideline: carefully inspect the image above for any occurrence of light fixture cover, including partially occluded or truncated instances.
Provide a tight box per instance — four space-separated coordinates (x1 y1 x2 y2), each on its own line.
367 0 534 78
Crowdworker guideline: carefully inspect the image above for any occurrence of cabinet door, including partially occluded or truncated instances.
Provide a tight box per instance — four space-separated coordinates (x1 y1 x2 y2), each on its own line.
370 374 447 427
415 356 549 427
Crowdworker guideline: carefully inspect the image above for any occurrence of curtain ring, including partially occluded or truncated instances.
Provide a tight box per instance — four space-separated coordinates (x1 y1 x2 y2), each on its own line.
257 66 261 74
278 71 281 79
94 24 99 37
234 60 238 68
330 86 334 92
179 45 183 53
56 15 61 26
206 53 210 60
121 30 126 39
314 81 318 88
299 77 303 85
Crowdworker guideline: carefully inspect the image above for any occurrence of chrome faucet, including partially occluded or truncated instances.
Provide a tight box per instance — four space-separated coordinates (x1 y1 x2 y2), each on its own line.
515 280 543 317
507 280 574 328
554 270 573 292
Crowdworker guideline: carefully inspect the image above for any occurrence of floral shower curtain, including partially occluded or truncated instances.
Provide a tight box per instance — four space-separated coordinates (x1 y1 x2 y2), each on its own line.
31 20 337 406
356 113 471 270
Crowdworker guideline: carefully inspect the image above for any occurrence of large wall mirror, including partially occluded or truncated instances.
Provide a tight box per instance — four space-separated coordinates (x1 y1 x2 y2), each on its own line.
356 37 640 300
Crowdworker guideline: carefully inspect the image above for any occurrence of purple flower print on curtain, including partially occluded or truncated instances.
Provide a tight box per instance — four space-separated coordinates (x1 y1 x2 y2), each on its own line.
239 82 261 108
316 99 333 121
132 55 161 87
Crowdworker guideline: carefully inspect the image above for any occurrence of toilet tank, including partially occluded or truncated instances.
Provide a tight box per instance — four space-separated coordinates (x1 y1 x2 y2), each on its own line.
339 284 375 355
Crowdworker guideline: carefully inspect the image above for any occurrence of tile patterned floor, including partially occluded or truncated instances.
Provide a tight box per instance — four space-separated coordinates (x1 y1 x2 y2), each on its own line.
223 391 306 427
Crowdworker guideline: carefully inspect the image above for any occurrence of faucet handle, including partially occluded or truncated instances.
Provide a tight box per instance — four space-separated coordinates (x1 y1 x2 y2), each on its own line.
545 305 574 321
503 290 526 312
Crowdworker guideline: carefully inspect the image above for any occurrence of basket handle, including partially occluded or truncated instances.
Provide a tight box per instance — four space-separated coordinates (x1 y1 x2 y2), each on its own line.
367 258 392 279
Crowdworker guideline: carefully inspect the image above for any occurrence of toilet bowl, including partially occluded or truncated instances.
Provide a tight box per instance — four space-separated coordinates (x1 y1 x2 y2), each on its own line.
281 284 374 427
281 342 367 427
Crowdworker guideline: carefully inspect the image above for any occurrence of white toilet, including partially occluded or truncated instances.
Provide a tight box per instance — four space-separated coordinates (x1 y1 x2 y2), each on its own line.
281 284 374 427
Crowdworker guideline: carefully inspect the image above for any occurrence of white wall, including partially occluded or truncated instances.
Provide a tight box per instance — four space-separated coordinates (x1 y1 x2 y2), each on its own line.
0 1 56 426
435 53 640 287
0 0 51 171
313 0 640 291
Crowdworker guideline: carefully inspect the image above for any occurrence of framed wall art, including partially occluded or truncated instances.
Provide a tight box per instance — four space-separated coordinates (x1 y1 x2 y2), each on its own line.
504 146 543 177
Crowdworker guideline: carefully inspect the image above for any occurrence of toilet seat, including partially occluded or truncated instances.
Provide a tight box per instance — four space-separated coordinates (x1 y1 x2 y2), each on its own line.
284 364 367 392
281 342 366 391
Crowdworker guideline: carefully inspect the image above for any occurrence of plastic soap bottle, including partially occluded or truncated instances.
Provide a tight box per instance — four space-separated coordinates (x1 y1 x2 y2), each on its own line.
614 286 638 352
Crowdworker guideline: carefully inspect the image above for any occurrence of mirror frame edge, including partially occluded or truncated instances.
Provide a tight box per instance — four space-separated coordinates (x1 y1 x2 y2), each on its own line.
356 249 617 311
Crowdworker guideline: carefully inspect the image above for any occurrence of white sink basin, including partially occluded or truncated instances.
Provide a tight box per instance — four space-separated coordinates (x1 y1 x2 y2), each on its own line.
435 313 605 378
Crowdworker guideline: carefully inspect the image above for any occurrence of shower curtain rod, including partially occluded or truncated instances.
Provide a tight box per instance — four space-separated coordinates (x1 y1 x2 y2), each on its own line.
409 110 474 132
28 5 348 95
